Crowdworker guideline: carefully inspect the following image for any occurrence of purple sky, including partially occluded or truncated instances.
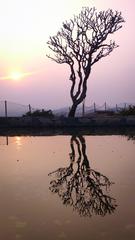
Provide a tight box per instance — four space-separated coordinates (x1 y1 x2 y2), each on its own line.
0 0 135 109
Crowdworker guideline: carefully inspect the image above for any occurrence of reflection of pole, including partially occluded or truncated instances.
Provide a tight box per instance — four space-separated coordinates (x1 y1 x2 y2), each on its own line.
6 136 9 145
5 100 8 118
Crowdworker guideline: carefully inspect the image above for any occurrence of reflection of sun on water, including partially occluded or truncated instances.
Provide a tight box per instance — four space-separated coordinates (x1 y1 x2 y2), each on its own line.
15 137 22 148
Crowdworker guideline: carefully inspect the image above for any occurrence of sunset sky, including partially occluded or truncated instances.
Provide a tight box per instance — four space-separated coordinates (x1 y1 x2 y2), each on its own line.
0 0 135 109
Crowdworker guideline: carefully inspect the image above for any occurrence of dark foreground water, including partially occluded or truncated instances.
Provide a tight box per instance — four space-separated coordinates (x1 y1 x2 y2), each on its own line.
0 134 135 240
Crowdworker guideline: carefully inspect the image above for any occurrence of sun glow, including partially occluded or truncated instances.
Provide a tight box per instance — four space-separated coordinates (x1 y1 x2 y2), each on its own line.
10 72 23 81
0 71 36 81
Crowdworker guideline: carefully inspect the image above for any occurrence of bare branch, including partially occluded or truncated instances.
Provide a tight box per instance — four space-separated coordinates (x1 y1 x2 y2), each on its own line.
91 41 118 65
46 7 124 117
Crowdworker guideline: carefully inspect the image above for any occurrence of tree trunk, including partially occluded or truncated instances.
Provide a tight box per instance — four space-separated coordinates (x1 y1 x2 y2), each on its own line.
68 103 78 117
68 75 88 117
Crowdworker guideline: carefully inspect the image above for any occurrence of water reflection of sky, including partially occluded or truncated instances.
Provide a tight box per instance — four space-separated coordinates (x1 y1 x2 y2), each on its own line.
0 135 135 240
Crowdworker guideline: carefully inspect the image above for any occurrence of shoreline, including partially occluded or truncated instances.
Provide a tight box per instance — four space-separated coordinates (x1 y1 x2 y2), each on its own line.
0 115 135 128
0 126 135 137
0 116 135 137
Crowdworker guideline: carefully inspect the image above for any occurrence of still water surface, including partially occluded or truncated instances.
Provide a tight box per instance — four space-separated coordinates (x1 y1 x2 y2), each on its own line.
0 134 135 240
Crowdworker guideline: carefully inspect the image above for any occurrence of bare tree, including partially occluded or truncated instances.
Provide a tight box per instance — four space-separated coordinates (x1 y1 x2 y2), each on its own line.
48 135 117 217
47 7 124 117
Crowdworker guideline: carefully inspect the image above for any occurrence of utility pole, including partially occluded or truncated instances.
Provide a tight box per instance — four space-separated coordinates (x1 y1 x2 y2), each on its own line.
5 100 8 118
116 104 118 112
28 104 32 114
94 102 96 112
82 99 85 117
105 102 107 112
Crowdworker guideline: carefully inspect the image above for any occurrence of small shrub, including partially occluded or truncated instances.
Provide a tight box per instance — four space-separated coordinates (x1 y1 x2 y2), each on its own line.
24 109 54 118
118 105 135 116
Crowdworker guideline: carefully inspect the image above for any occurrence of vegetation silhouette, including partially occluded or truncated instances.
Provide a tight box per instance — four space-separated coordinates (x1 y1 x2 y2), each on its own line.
48 135 117 217
24 109 54 118
47 7 124 117
118 105 135 116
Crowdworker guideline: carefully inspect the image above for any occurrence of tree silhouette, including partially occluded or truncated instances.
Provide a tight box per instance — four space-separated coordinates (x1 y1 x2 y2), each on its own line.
47 7 124 117
48 135 117 217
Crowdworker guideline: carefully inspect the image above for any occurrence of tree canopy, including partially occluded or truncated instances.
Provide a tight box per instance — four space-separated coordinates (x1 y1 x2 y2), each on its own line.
47 7 124 117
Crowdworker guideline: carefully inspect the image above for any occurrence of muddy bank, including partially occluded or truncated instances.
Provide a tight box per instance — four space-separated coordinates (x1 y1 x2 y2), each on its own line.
0 115 135 129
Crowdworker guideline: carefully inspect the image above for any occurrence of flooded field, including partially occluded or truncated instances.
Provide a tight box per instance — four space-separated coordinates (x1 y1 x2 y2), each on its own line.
0 133 135 240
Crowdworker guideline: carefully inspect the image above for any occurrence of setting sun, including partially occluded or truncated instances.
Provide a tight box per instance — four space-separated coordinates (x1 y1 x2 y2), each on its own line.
10 72 23 81
0 71 35 81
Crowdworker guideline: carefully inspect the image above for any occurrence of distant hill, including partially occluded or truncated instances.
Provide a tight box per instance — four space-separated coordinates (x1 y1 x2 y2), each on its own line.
0 100 134 117
53 103 135 117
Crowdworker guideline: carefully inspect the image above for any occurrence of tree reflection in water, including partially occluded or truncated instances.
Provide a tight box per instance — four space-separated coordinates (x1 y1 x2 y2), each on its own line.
48 136 117 217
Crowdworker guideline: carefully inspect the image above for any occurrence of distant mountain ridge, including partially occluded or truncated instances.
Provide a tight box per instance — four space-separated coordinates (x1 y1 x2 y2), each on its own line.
0 100 134 117
53 102 135 117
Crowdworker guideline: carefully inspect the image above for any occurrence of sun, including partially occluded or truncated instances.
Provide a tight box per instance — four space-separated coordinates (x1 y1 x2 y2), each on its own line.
0 70 36 81
10 72 23 81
